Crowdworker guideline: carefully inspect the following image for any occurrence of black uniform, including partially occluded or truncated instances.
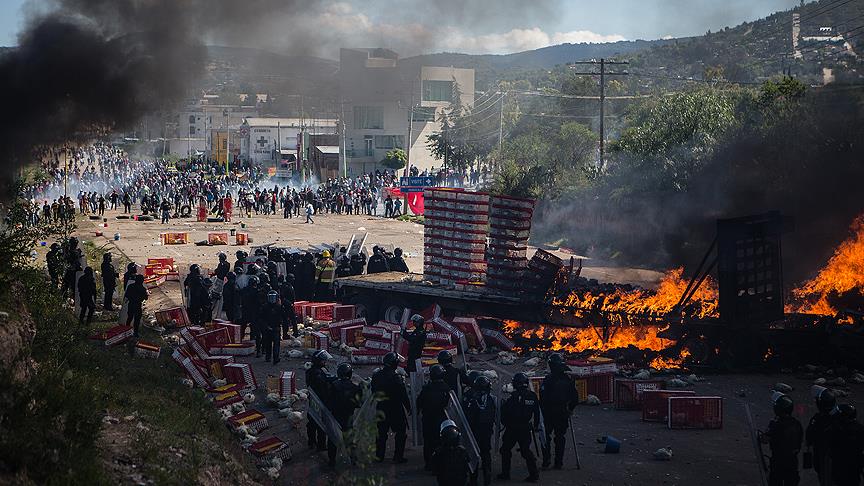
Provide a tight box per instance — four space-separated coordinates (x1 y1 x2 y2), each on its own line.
349 253 366 276
296 256 317 301
443 363 469 395
367 253 390 274
829 417 864 486
464 389 497 486
500 388 540 480
101 259 118 310
335 256 352 278
215 260 230 280
279 281 297 337
186 275 209 326
327 378 362 465
401 326 427 372
306 364 332 450
62 244 83 299
125 279 148 336
767 415 804 486
259 302 286 363
371 366 410 461
806 411 837 485
418 379 452 469
222 277 241 322
388 255 409 273
539 370 579 468
77 270 97 325
239 284 258 341
432 441 472 486
46 246 62 286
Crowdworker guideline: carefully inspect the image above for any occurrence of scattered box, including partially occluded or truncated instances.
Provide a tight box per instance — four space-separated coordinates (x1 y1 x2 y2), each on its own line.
642 390 697 422
586 373 614 404
204 355 235 379
228 409 269 434
668 396 723 429
160 232 189 245
614 379 667 410
363 338 394 352
480 328 514 351
223 363 258 392
266 371 296 397
249 437 292 465
340 325 364 347
104 325 134 346
213 322 242 343
327 317 366 341
451 317 485 350
209 342 256 356
213 389 244 408
208 232 229 245
156 307 190 328
196 327 231 353
332 304 356 321
235 233 248 246
305 331 329 350
569 358 618 377
374 321 402 332
349 348 390 365
362 326 395 343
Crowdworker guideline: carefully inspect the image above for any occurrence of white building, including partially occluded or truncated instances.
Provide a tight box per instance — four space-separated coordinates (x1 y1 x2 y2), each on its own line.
339 48 475 176
240 117 338 167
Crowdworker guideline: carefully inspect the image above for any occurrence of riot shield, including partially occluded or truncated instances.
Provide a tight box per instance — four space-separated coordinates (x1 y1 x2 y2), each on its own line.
210 279 224 320
73 270 84 315
537 409 548 450
446 391 482 473
117 281 132 324
352 386 378 430
307 389 344 449
410 358 424 447
494 386 502 456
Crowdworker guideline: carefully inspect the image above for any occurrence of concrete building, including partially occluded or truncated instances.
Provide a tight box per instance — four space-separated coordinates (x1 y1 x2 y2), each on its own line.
339 48 475 176
239 117 338 168
177 104 259 159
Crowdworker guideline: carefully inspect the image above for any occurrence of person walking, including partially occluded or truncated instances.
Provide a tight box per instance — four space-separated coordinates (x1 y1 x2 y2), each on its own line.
125 274 148 337
77 267 97 325
464 375 496 486
764 393 804 486
305 203 315 224
418 365 453 471
306 350 333 451
432 420 472 486
327 363 362 467
259 290 286 365
401 314 427 373
539 353 579 470
498 373 540 483
101 252 118 310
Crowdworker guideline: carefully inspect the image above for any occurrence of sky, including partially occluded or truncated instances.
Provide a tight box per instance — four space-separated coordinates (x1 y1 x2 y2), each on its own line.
0 0 804 55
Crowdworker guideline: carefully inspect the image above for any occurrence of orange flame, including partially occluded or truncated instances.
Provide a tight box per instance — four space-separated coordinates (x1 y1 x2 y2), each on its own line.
788 215 864 316
553 267 719 321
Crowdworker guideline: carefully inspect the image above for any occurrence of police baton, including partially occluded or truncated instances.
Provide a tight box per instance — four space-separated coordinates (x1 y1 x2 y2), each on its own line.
568 415 581 470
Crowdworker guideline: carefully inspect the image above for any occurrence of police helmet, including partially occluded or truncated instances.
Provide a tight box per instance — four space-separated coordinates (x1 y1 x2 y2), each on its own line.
394 247 403 257
50 242 60 250
218 252 227 261
127 262 137 272
410 314 425 326
773 394 794 416
440 419 458 435
337 362 353 379
285 273 295 282
548 352 566 367
236 250 247 259
312 349 329 365
814 386 837 414
226 271 236 281
202 277 213 288
189 264 200 275
474 375 492 391
467 370 481 387
248 275 260 287
839 403 857 421
267 290 278 304
430 365 446 381
383 352 399 368
440 421 461 446
102 252 112 261
437 349 454 366
512 372 529 389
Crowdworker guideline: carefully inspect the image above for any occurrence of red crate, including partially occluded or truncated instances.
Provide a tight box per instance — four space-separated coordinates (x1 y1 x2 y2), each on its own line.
333 304 356 321
293 301 309 315
668 396 723 429
306 303 335 321
614 379 667 410
586 373 614 403
642 390 697 422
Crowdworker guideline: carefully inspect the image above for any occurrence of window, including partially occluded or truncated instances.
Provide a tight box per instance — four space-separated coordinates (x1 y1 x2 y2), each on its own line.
374 135 404 149
423 80 453 102
364 136 374 157
188 115 196 124
353 106 384 129
412 106 437 122
189 126 196 135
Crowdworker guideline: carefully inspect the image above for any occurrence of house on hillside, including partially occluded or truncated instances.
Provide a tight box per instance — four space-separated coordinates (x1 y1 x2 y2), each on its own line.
339 48 475 176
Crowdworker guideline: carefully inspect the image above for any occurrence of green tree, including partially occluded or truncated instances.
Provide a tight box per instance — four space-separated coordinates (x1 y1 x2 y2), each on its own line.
380 148 407 170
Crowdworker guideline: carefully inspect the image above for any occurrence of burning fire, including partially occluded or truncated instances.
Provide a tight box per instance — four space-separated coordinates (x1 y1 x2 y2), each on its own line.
553 267 719 321
500 268 715 369
788 215 864 317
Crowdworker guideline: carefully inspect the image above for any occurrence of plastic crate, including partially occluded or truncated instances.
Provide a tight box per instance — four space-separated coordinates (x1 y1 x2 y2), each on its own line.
575 378 588 403
668 396 723 429
614 379 667 410
332 304 356 322
586 373 614 403
641 390 697 422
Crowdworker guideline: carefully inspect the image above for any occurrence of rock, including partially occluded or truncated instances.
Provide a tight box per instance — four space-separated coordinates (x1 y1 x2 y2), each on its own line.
653 447 673 461
814 378 827 385
585 395 601 406
523 357 541 367
633 370 651 380
667 378 689 388
827 377 846 387
773 382 794 393
122 415 136 422
851 373 864 384
102 415 120 425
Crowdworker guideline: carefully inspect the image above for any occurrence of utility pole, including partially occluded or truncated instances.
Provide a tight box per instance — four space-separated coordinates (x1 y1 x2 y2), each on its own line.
407 93 415 177
497 91 504 171
570 58 628 170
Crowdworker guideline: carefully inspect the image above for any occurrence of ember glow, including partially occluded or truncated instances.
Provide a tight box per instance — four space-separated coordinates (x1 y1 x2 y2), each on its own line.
553 267 719 321
787 215 864 316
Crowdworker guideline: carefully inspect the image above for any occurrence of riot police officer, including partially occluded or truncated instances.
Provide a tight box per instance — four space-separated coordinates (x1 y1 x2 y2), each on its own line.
419 364 452 470
327 362 362 467
438 349 469 394
46 243 62 287
401 314 427 373
306 350 332 451
764 393 803 486
259 290 287 364
806 386 837 486
498 372 540 483
215 252 230 280
371 352 410 463
829 404 864 486
101 252 118 310
464 375 496 486
239 275 259 343
432 420 472 486
539 353 578 469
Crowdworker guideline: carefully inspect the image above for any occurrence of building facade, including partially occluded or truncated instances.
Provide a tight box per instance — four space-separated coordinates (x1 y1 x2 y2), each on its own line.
239 117 338 168
339 48 475 176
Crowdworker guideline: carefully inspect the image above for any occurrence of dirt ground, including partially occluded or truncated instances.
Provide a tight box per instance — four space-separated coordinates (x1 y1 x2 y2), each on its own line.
72 207 854 486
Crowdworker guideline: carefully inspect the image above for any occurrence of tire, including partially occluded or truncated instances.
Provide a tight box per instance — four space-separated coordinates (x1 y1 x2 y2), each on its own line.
116 215 130 220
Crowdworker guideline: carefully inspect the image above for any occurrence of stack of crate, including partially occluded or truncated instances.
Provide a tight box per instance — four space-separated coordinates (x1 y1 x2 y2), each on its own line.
423 188 489 286
524 248 564 297
486 195 535 294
